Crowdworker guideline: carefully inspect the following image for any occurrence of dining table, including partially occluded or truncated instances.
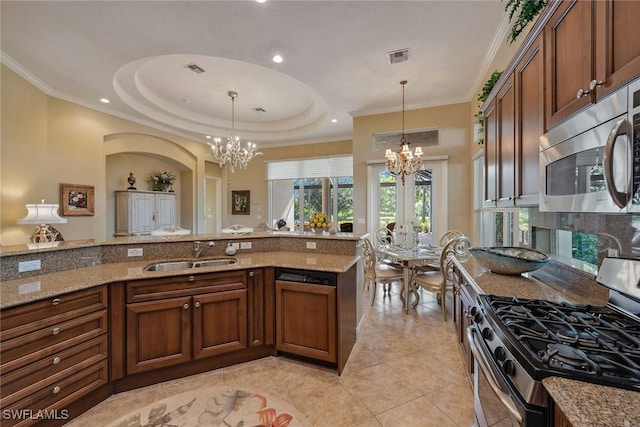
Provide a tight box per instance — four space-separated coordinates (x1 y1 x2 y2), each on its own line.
374 244 441 313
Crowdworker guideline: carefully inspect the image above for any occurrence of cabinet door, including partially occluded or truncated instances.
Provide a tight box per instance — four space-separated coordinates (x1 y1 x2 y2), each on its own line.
130 193 155 234
594 0 640 100
154 193 176 229
275 281 336 364
515 34 544 206
545 0 595 128
247 269 265 347
126 297 191 374
193 289 248 359
483 99 498 208
497 74 516 207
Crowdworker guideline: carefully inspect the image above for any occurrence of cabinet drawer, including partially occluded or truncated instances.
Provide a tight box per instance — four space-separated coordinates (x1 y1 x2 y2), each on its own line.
0 334 108 407
0 286 107 337
1 360 108 427
0 310 108 375
127 271 247 303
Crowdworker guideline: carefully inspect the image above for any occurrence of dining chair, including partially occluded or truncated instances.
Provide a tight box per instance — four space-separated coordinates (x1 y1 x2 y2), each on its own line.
373 227 394 246
362 238 404 305
439 229 464 246
410 236 471 320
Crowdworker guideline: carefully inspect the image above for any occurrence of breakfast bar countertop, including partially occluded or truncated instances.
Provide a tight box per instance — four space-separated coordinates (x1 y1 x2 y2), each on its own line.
0 251 360 309
454 256 638 427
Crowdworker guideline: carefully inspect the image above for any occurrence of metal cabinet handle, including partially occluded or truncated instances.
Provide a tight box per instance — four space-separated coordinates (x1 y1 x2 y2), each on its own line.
576 87 590 99
52 386 61 394
52 327 61 335
194 301 201 308
53 356 61 365
589 79 604 91
183 303 189 310
52 298 61 306
249 271 254 277
189 275 195 282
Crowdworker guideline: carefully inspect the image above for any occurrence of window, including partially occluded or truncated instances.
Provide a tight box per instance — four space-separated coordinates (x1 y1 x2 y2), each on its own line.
267 157 353 230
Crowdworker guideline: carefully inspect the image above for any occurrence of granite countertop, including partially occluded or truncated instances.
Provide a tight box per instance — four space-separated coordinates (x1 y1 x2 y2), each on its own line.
543 377 640 427
0 251 359 309
454 256 638 427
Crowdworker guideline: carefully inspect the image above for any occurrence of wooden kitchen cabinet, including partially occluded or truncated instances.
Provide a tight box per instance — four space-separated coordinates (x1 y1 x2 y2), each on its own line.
275 279 337 364
125 270 250 374
545 0 640 129
452 263 479 375
115 190 176 236
0 286 109 427
483 98 498 208
514 33 544 206
496 74 516 208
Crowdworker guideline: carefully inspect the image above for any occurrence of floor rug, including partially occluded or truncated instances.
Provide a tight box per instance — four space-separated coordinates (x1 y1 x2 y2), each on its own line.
106 385 309 427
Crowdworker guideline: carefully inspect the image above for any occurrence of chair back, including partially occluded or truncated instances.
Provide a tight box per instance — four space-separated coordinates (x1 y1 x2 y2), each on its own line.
362 238 377 281
373 227 394 247
439 230 464 247
439 236 471 278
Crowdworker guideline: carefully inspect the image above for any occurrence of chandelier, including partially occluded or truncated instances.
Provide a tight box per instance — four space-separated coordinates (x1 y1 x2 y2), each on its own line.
209 91 262 173
385 80 423 185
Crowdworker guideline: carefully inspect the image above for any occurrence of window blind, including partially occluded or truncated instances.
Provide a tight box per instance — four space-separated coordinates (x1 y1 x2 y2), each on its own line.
266 156 353 180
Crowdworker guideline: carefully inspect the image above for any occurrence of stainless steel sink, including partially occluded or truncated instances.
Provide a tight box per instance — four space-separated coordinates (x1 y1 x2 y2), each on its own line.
143 258 237 272
143 261 194 271
193 258 237 267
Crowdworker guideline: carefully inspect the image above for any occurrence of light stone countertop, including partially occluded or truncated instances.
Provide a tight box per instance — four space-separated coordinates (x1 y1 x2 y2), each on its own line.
454 256 638 427
0 251 359 309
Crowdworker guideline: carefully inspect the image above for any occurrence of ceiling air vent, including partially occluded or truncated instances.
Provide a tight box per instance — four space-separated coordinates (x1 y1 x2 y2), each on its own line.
253 107 266 113
388 49 409 64
185 63 205 74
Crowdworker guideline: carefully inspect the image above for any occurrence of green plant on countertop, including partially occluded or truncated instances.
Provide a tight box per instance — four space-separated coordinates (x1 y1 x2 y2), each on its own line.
474 70 503 145
504 0 548 44
149 170 176 191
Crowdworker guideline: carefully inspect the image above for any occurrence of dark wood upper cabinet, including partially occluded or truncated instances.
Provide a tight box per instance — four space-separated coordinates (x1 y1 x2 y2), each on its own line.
515 34 545 206
483 100 498 208
496 74 516 208
544 0 595 129
594 0 640 100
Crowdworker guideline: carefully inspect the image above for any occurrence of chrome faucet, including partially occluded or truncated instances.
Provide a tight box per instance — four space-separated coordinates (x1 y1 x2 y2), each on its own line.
193 241 215 258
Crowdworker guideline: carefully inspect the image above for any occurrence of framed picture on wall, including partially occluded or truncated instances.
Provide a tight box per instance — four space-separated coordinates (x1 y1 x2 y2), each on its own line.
231 190 250 215
60 183 95 216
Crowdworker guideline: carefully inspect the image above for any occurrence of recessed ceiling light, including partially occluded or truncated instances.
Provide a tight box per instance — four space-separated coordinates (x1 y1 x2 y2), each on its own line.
256 0 266 3
205 135 212 139
100 98 110 104
272 55 283 64
331 119 338 123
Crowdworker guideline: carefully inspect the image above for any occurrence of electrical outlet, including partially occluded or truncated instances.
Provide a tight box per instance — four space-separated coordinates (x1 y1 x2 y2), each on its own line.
240 242 252 249
127 248 143 257
18 260 41 272
357 218 365 224
306 242 316 249
231 242 240 249
607 248 620 257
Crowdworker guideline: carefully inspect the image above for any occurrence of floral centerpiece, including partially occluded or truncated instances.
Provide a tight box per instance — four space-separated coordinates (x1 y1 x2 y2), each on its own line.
308 212 330 233
149 170 176 192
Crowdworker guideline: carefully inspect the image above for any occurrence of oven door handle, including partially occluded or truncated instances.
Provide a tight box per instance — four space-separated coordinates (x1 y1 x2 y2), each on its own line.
603 117 630 209
466 326 523 423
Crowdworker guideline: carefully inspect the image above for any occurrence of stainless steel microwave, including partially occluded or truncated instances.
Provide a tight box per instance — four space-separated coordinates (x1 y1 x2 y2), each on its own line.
540 77 640 213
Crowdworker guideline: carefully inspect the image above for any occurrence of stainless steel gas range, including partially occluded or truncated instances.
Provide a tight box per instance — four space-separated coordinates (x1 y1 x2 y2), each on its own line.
467 257 640 427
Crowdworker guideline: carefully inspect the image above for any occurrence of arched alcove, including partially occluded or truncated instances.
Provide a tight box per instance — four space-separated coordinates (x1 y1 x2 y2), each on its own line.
104 133 197 237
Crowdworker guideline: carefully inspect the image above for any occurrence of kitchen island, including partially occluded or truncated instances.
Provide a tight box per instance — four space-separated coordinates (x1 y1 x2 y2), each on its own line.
0 232 364 426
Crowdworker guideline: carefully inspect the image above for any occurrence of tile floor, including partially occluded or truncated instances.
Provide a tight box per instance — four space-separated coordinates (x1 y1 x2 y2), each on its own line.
65 283 475 427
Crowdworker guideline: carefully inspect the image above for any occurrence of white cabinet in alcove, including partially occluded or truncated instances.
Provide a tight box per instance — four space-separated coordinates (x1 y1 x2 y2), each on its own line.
115 190 176 235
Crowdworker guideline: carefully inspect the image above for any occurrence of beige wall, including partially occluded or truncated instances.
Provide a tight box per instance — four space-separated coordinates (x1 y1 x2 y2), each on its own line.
353 102 474 237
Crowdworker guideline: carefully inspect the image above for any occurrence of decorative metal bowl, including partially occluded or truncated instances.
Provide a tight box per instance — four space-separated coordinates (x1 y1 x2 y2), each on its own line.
470 247 550 275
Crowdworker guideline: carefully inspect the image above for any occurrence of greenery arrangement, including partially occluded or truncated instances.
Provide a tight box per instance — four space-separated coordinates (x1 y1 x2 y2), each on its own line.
504 0 548 44
474 70 504 145
149 170 176 191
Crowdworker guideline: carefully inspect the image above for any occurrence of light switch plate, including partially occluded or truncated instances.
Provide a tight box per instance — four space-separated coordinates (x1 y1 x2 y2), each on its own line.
306 242 316 249
240 242 251 249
